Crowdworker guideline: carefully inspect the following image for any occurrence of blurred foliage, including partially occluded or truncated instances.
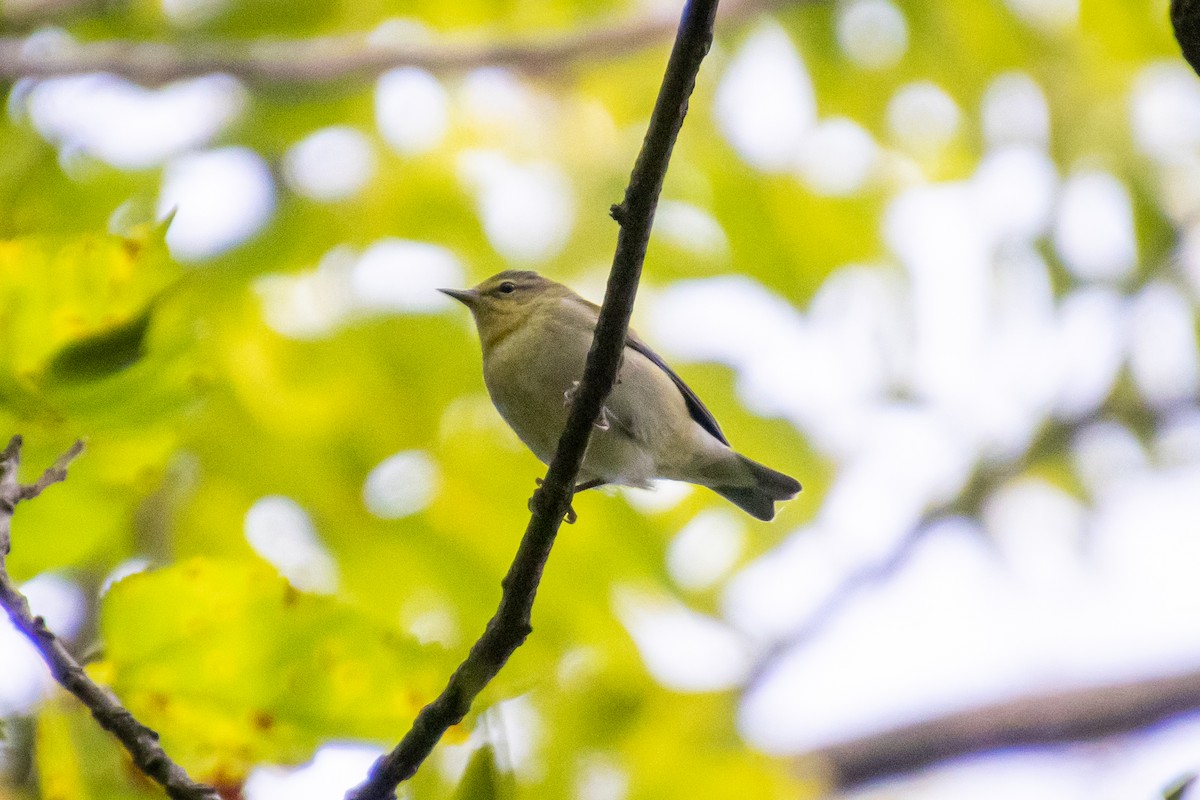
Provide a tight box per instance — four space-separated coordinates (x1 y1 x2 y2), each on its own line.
0 0 1190 798
98 559 454 777
1163 772 1199 800
455 746 512 800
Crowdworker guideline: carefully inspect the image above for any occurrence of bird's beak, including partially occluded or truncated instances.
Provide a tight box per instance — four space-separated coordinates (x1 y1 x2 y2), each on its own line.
438 287 480 308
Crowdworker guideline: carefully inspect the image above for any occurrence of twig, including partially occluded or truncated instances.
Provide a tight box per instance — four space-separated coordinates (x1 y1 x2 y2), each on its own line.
811 665 1200 790
344 1 720 798
0 0 779 85
0 436 222 800
1173 0 1200 77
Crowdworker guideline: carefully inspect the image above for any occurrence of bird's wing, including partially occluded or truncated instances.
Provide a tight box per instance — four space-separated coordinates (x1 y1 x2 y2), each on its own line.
563 292 729 446
624 330 730 446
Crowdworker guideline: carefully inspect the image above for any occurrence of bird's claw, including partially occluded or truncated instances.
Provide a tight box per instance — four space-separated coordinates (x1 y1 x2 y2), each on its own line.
564 380 611 432
531 477 577 524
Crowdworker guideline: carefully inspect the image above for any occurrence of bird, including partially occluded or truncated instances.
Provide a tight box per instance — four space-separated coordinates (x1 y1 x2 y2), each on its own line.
439 270 801 521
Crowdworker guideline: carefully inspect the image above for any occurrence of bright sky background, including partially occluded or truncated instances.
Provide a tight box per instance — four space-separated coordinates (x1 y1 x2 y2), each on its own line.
5 0 1200 798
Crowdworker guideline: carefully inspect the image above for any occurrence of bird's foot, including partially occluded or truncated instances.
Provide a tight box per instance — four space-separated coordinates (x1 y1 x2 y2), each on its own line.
563 381 612 431
530 477 608 524
531 477 578 524
575 478 607 493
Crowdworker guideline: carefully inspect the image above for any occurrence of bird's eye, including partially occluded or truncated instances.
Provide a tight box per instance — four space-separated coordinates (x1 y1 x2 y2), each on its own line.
498 281 516 294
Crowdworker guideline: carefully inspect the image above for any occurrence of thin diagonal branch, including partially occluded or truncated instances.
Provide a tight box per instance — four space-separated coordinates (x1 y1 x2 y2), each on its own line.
0 0 776 85
811 665 1200 790
344 1 720 798
0 436 221 800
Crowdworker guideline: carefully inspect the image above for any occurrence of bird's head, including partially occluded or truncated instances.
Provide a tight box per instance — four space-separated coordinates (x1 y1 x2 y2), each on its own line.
439 270 564 347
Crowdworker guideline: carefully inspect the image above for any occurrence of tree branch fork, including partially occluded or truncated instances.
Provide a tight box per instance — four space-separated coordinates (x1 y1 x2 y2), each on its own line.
0 436 221 800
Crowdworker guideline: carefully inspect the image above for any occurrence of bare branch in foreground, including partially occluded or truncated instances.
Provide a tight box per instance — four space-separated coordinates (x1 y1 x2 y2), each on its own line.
811 666 1200 791
344 2 720 799
0 436 222 800
0 0 783 85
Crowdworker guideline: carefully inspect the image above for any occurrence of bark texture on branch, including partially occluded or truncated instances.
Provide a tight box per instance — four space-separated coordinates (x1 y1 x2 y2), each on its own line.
0 436 222 800
344 1 721 798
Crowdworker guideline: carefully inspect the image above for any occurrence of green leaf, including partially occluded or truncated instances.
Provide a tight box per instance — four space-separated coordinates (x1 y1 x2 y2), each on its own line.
455 744 512 800
43 305 154 384
1165 773 1198 800
99 558 453 784
34 698 166 799
34 702 88 800
0 231 180 384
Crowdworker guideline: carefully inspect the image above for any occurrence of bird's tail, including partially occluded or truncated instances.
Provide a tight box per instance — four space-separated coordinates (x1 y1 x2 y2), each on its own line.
712 456 801 522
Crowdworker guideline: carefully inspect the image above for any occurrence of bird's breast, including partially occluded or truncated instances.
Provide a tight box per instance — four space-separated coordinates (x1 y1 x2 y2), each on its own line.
482 317 584 463
480 307 715 488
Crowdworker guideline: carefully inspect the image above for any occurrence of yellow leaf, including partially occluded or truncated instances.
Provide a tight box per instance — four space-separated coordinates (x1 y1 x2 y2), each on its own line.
35 704 89 800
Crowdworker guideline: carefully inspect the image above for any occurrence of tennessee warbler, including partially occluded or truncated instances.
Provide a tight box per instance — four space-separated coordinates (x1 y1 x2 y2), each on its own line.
440 271 801 521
